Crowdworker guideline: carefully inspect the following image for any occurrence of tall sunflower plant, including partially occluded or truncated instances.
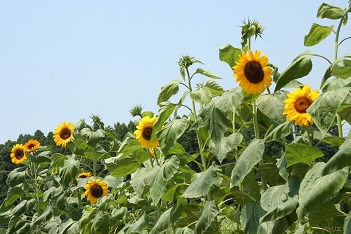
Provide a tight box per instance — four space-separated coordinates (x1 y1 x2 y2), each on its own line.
2 1 351 233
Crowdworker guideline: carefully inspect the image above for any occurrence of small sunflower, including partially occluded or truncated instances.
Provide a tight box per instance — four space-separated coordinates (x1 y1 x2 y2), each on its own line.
24 140 40 152
78 172 92 178
53 121 74 147
134 116 159 148
283 85 320 126
84 179 109 203
10 144 28 164
233 50 272 94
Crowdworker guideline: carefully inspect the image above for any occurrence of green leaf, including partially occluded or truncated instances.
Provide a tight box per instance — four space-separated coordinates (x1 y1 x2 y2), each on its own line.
285 143 324 167
194 201 218 234
331 55 351 79
297 162 348 220
230 139 265 187
11 200 27 216
150 156 180 203
91 213 110 234
210 132 243 163
308 201 344 225
241 201 266 234
30 151 52 164
150 206 182 234
338 104 351 124
157 117 189 156
43 186 63 202
128 214 149 233
322 132 351 175
257 91 288 124
157 79 181 105
308 87 350 137
194 68 222 79
274 51 313 92
344 210 351 234
6 167 26 187
151 101 177 141
59 157 79 187
304 24 334 46
199 89 242 145
264 122 292 142
219 44 242 68
190 87 212 106
80 128 105 147
162 183 186 202
105 149 149 177
317 3 345 19
117 137 142 158
204 80 224 97
182 164 223 198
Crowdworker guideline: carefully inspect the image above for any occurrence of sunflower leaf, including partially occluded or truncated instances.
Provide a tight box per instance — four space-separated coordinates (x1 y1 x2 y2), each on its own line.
59 157 79 188
241 201 266 234
274 51 313 92
157 117 188 156
204 80 224 97
151 101 177 142
150 206 182 234
257 90 288 124
230 139 265 187
190 87 212 106
209 132 243 163
157 79 181 105
6 167 26 187
317 3 345 20
264 122 292 142
194 200 218 234
284 143 324 167
194 68 222 79
331 55 351 79
219 44 242 69
304 23 334 47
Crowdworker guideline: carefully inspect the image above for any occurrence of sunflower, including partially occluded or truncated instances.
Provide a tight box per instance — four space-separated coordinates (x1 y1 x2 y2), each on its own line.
53 121 74 147
77 172 92 178
233 50 272 94
24 139 40 152
10 144 28 164
84 179 109 203
134 116 159 148
283 85 320 126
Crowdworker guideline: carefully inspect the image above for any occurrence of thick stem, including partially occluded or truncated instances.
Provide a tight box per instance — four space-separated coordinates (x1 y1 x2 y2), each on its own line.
253 102 260 139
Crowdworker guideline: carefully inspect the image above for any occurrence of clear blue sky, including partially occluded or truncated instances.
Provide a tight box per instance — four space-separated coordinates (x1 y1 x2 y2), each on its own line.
0 1 349 143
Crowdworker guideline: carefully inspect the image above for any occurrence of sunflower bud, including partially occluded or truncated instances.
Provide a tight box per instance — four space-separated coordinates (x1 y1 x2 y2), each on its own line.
130 105 143 118
240 19 265 48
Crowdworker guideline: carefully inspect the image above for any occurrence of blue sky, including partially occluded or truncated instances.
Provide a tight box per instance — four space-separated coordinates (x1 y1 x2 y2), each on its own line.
0 1 349 143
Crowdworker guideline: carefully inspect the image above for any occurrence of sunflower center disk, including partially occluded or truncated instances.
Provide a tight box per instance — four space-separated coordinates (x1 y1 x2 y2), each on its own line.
244 61 264 84
15 150 24 159
90 184 103 198
294 97 311 113
142 127 153 140
60 128 72 140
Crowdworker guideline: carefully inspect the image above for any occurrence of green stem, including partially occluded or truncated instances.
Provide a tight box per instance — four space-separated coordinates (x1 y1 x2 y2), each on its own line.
30 161 42 215
306 126 313 146
232 107 236 132
253 102 260 139
92 148 96 177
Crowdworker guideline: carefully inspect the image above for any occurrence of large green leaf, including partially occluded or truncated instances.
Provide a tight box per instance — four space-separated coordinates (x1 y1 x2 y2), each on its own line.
59 157 79 187
297 162 348 220
6 167 26 187
322 132 351 175
157 117 189 156
308 201 344 226
219 44 242 68
331 55 351 79
274 51 313 92
317 3 345 19
304 23 334 46
80 128 105 147
150 156 180 203
194 201 218 234
128 214 149 233
257 91 288 124
151 101 177 141
182 164 223 198
199 89 242 145
117 137 142 158
210 132 243 163
264 122 292 142
157 79 181 105
344 210 351 234
194 68 222 79
308 87 350 137
241 201 266 234
105 149 149 177
190 87 212 106
285 143 324 167
230 139 265 187
204 80 224 97
150 206 182 234
91 213 110 234
338 104 351 124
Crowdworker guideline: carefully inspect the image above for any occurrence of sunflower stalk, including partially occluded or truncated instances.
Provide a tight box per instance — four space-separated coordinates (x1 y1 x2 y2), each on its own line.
29 161 42 215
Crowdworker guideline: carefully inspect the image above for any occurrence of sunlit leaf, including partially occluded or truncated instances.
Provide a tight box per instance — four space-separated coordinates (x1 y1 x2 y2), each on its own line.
158 79 181 105
297 162 348 220
308 87 350 137
219 44 242 68
91 213 109 234
190 87 212 106
230 139 265 187
331 55 351 79
117 137 142 158
150 206 182 234
204 80 224 97
182 164 223 198
194 201 218 234
274 51 313 92
285 143 324 167
304 23 333 46
80 128 105 147
151 101 177 141
264 122 292 142
317 3 345 19
209 132 243 163
241 201 266 234
59 157 79 187
6 167 26 187
344 210 351 234
257 91 288 124
308 201 344 225
194 68 222 79
338 104 351 124
128 214 149 233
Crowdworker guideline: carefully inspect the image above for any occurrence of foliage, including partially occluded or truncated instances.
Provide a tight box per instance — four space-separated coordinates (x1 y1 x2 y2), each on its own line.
1 1 351 233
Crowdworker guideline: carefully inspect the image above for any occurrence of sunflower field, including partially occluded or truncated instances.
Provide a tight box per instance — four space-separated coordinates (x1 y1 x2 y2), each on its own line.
2 1 351 234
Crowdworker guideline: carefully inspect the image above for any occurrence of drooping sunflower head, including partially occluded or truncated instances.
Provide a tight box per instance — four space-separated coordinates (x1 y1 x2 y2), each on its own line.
283 85 321 127
78 172 92 178
53 121 74 147
10 144 28 164
134 116 159 149
24 139 40 152
84 179 109 203
233 50 272 94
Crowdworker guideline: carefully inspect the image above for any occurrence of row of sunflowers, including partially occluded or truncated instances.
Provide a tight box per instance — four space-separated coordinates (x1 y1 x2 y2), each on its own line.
2 1 351 233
